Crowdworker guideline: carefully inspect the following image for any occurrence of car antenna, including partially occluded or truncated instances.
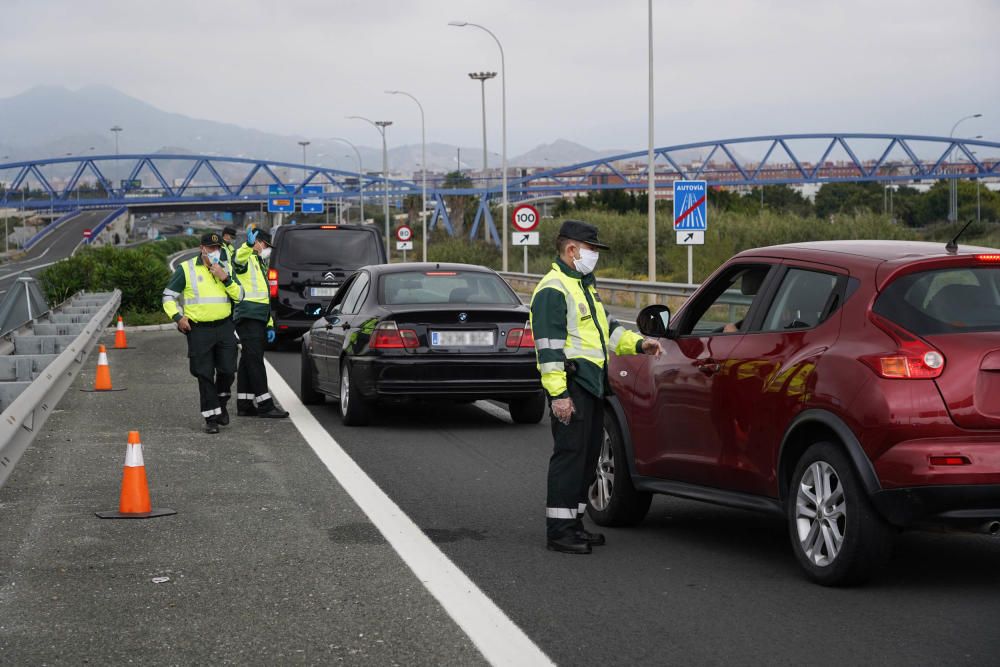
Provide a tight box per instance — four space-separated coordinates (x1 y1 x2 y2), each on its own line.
945 219 976 255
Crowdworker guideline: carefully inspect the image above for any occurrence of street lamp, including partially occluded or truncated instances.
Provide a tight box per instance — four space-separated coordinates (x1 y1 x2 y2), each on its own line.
449 21 509 271
467 72 497 242
297 140 311 185
646 0 657 282
386 90 429 262
948 113 982 222
347 116 393 255
330 137 365 224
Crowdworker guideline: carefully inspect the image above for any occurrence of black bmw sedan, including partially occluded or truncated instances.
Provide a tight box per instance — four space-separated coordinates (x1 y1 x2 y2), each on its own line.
300 262 545 426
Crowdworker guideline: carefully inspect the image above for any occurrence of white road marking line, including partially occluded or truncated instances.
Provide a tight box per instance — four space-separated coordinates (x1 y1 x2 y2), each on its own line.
473 400 514 424
0 259 61 281
264 360 553 667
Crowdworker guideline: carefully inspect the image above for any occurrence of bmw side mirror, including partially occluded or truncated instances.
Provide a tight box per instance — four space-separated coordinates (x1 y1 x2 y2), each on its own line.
637 304 672 339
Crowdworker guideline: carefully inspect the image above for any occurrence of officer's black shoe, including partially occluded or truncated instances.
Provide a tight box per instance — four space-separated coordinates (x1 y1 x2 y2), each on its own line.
204 420 220 434
217 406 230 426
257 407 289 419
546 535 592 555
575 529 606 546
237 408 257 417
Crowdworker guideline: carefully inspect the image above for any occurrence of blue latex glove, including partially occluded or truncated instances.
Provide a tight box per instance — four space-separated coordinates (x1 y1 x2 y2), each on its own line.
267 328 276 344
246 228 258 246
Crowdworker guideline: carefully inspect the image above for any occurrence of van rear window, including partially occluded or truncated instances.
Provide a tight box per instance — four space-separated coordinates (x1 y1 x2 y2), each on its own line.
276 229 381 270
873 267 1000 334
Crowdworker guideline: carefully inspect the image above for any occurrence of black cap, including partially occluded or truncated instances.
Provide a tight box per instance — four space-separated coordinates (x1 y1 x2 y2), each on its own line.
222 226 237 237
256 228 274 246
200 232 222 246
558 219 609 250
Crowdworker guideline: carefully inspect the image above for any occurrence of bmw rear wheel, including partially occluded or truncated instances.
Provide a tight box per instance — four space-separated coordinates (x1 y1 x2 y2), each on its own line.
507 391 545 424
587 409 651 526
788 441 893 586
339 360 372 426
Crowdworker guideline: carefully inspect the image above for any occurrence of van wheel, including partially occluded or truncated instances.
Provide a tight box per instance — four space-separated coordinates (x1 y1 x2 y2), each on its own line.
339 360 371 426
587 409 652 526
788 441 893 586
508 392 545 424
300 344 324 405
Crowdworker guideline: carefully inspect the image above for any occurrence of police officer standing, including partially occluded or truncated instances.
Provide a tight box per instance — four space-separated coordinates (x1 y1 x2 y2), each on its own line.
221 226 237 265
162 232 245 434
232 228 288 418
530 220 662 554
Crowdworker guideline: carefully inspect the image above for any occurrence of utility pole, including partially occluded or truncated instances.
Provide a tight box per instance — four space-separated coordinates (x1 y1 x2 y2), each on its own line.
646 0 656 282
468 72 497 241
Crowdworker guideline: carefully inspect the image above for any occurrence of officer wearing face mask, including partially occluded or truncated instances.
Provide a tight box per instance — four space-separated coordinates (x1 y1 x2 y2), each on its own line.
162 233 245 433
530 219 662 554
231 227 288 418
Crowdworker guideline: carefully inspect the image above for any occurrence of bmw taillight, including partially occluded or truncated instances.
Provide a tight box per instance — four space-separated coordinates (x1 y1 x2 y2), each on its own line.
860 313 945 379
506 323 536 348
370 321 419 349
267 268 278 298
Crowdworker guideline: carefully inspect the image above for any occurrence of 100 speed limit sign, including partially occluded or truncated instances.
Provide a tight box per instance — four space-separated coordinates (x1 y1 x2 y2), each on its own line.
511 205 539 232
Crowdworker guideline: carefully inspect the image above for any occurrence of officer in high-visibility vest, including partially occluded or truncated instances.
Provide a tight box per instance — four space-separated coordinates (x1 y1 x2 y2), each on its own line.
162 232 245 434
530 220 662 554
221 226 237 265
232 227 288 418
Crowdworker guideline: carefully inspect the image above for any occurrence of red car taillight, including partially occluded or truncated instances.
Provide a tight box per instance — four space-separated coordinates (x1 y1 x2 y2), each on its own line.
267 268 278 298
860 313 945 379
506 323 536 348
370 321 419 349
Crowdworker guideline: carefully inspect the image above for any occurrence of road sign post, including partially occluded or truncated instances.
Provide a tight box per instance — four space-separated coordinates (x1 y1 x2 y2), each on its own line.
673 180 707 285
512 205 539 275
396 225 413 262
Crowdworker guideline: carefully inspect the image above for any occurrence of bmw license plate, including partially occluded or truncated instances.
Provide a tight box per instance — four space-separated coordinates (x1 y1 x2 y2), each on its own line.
310 287 337 297
430 330 494 347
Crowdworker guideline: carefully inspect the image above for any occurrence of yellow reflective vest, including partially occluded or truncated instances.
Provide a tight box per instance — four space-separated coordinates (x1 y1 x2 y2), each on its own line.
162 257 244 323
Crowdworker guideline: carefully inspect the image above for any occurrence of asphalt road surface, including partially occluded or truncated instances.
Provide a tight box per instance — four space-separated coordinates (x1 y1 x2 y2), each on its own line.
267 347 1000 666
0 210 109 294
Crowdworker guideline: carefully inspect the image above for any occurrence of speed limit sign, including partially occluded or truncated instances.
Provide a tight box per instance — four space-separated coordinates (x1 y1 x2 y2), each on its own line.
512 204 539 232
395 225 413 242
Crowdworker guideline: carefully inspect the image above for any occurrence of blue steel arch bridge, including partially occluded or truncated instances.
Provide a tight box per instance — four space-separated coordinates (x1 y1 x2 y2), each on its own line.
2 133 997 244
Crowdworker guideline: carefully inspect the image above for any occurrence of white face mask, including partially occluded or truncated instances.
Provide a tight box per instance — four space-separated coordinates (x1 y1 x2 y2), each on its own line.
259 247 272 261
573 248 600 275
206 250 222 265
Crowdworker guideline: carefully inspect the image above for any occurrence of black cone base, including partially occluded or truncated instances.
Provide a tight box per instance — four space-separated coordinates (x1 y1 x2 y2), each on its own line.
95 507 176 519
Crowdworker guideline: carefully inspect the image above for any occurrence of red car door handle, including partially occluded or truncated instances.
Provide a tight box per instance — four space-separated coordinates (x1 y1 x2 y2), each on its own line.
695 359 722 375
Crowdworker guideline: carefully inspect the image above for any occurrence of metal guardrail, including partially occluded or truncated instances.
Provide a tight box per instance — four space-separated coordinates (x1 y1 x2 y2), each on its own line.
0 289 121 488
499 271 700 310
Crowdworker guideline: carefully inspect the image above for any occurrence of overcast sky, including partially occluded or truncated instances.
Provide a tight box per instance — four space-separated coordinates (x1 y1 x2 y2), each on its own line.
1 0 997 155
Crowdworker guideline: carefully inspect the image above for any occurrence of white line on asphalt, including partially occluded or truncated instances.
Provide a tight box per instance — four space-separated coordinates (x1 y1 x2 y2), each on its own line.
264 360 554 667
473 400 514 424
0 259 61 281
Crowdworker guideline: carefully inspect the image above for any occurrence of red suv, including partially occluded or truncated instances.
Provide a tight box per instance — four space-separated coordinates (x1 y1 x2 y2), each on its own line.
593 240 1000 586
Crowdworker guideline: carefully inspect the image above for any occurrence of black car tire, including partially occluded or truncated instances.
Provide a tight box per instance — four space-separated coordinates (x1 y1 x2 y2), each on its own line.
339 359 372 426
587 408 653 526
507 391 545 424
300 343 324 405
787 441 893 587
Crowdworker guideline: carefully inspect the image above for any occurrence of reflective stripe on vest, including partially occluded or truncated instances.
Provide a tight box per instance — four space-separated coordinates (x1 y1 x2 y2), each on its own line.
240 255 269 303
184 259 230 305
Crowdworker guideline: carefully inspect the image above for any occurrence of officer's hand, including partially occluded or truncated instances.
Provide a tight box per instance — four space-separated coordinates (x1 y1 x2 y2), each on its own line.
551 397 575 425
209 263 229 281
177 316 192 333
641 338 663 356
246 228 258 246
267 328 276 344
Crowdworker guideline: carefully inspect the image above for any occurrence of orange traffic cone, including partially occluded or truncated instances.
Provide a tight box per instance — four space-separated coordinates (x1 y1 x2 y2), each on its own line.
94 344 113 390
113 316 128 349
96 431 176 519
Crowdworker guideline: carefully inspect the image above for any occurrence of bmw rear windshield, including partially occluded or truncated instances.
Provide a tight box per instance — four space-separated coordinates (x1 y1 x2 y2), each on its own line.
276 228 381 270
873 266 1000 334
380 270 520 306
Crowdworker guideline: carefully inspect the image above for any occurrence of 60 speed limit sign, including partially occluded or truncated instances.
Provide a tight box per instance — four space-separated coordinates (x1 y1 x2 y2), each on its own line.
511 204 539 232
395 225 413 242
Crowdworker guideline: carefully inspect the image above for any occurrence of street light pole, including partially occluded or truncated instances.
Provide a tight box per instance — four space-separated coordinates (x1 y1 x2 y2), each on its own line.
646 0 657 282
110 125 122 196
467 72 497 242
450 21 509 271
386 90 429 262
297 140 311 185
948 113 982 222
347 116 393 256
330 137 365 224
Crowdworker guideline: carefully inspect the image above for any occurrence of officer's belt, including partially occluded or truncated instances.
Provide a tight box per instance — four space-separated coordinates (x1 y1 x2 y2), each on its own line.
189 318 231 328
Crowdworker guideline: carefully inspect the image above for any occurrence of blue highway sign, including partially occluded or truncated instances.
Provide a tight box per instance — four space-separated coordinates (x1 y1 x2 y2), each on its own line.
673 180 708 231
268 184 295 213
301 185 324 214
